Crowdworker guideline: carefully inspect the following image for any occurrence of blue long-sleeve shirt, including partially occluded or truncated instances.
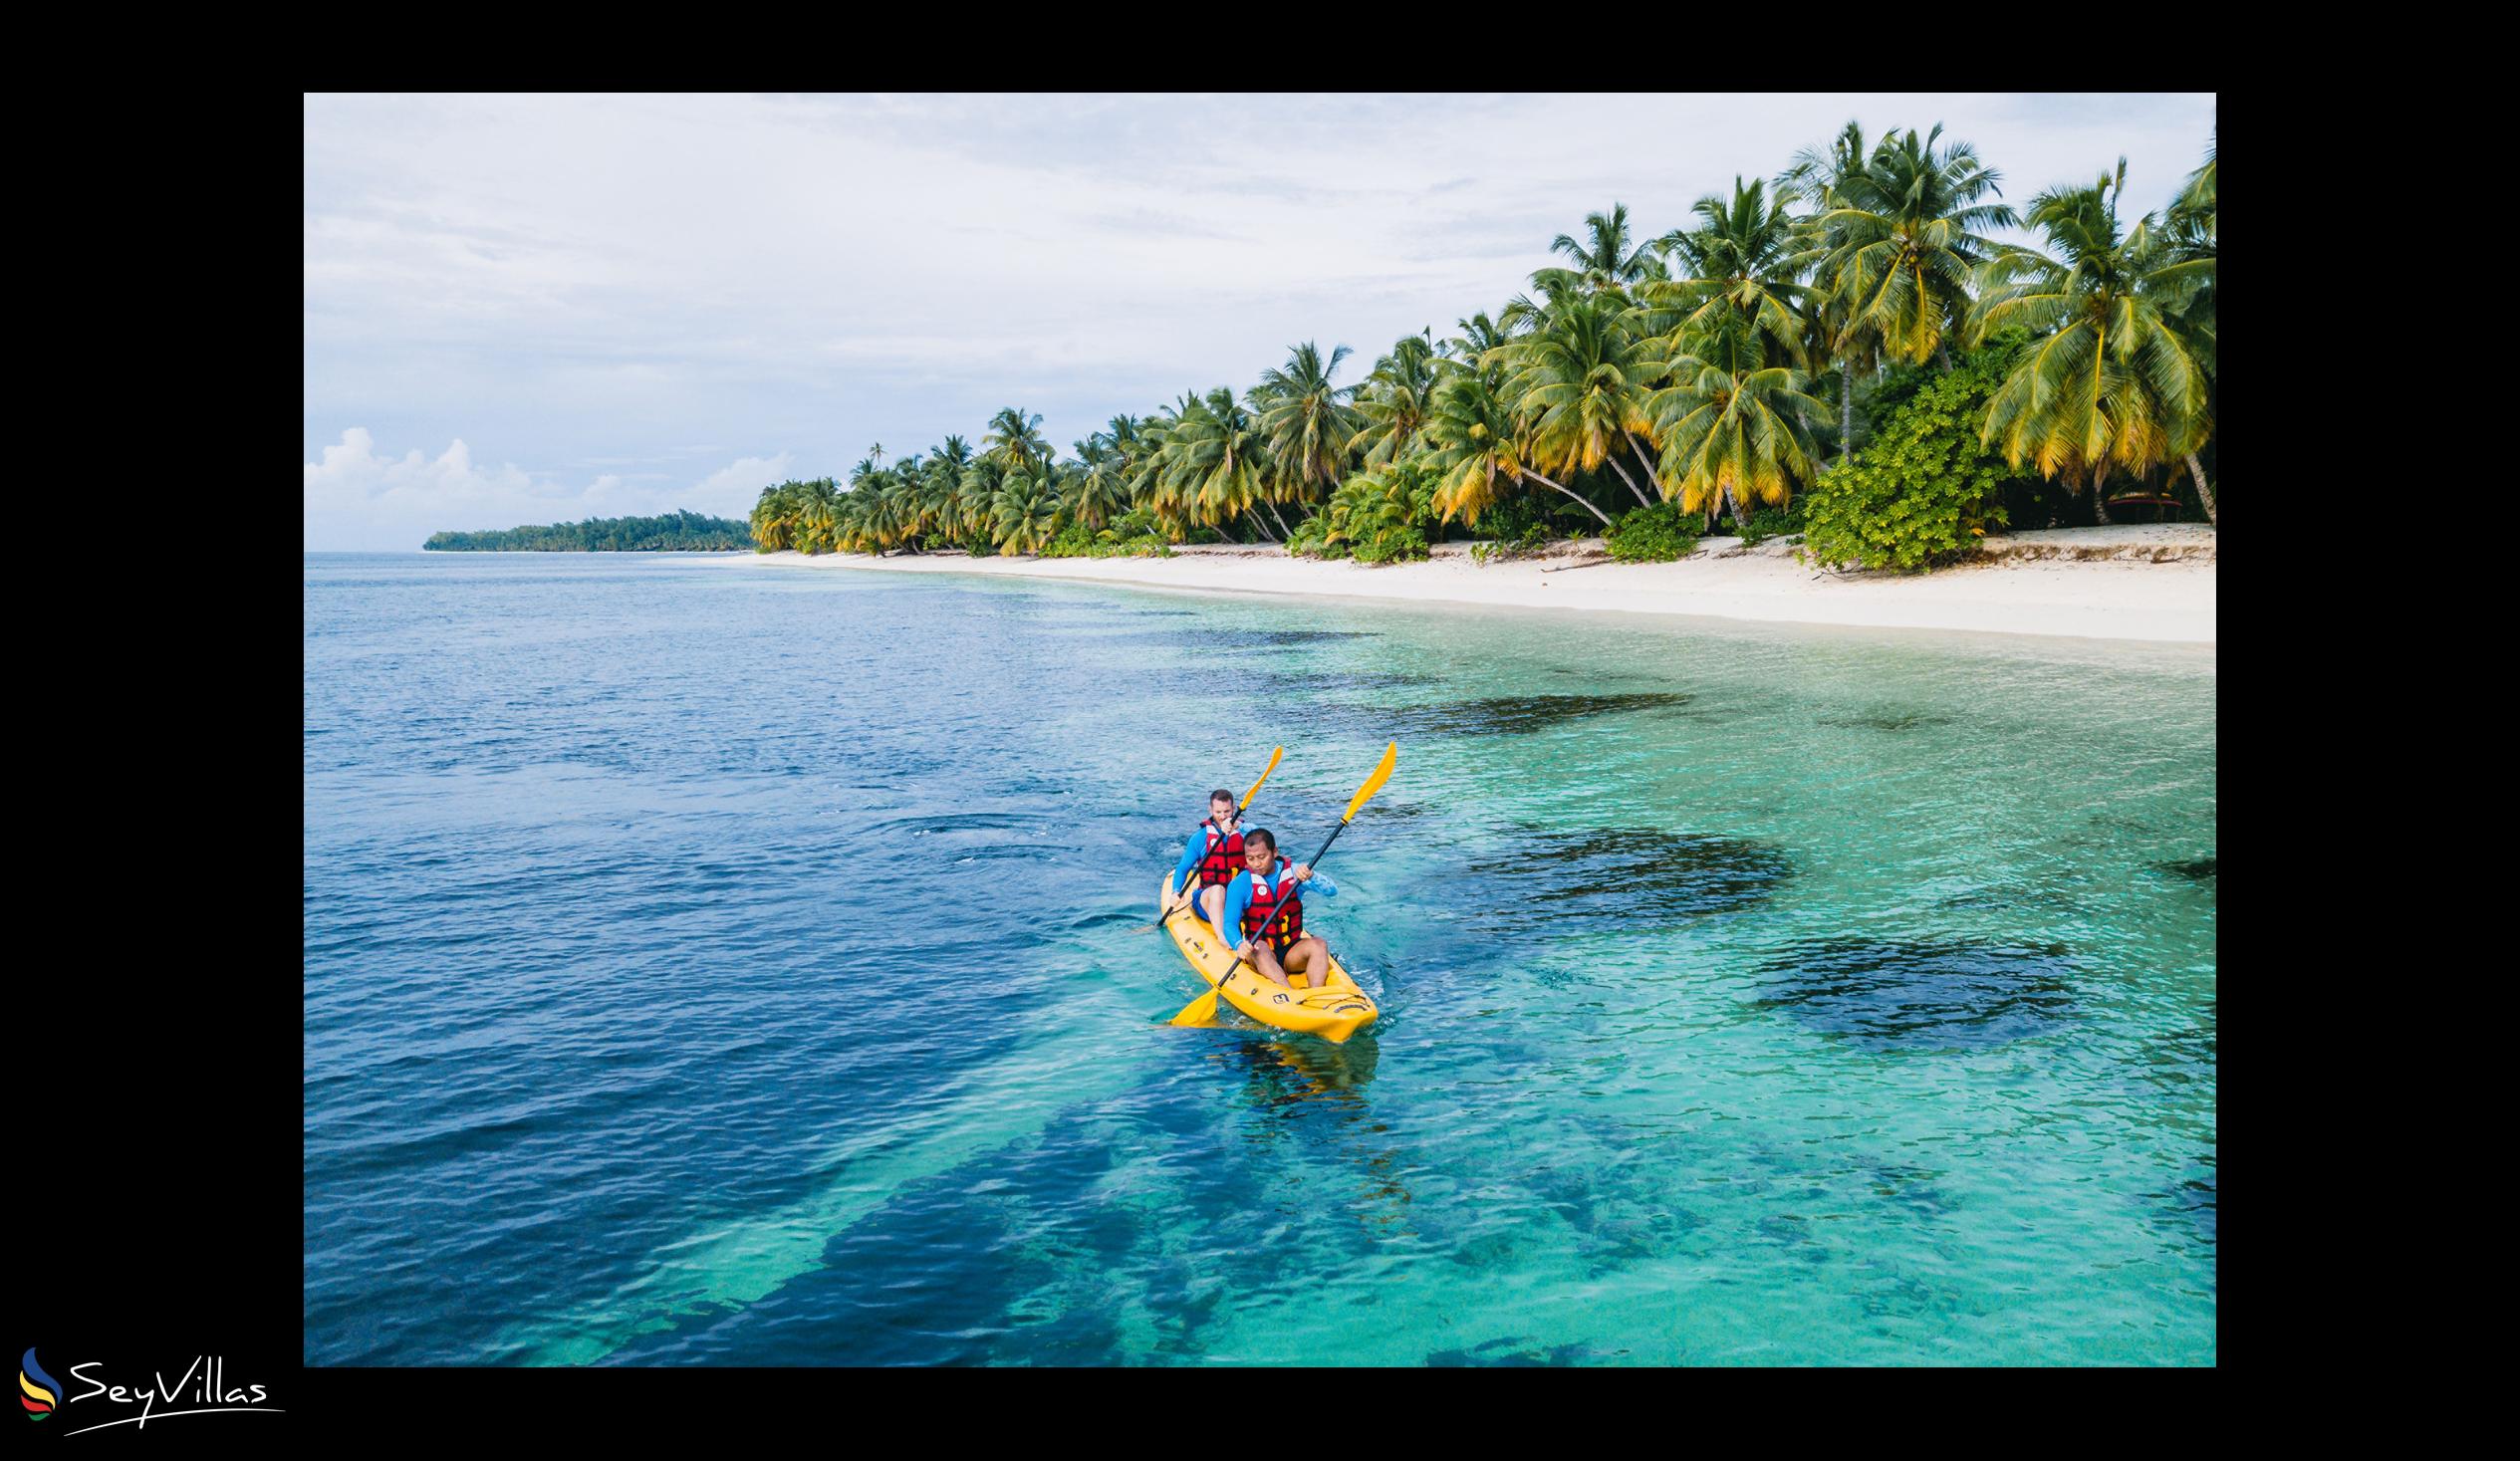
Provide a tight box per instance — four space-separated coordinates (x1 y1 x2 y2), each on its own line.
1215 858 1337 946
1171 822 1240 893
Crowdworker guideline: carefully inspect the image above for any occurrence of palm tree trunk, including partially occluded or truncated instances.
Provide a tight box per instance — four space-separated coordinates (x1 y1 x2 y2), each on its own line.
1605 450 1655 511
1621 431 1664 507
1731 486 1754 532
1242 510 1276 545
1936 344 1953 372
2184 452 2216 528
1264 498 1296 540
1516 468 1615 529
2091 463 2113 526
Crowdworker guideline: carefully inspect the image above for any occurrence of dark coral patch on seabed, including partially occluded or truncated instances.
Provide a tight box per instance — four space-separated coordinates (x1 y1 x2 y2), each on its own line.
1384 692 1693 736
1462 828 1791 930
1753 937 2079 1053
1816 707 1958 732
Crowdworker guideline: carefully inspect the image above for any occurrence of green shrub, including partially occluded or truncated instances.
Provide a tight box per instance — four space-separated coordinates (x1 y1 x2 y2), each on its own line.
1736 503 1805 547
1292 461 1437 565
1797 355 2026 574
1351 524 1427 564
1038 514 1173 560
1606 501 1701 563
1468 523 1559 565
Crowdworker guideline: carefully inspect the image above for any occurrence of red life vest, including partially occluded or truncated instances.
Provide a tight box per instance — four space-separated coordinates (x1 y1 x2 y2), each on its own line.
1194 819 1246 887
1239 855 1305 954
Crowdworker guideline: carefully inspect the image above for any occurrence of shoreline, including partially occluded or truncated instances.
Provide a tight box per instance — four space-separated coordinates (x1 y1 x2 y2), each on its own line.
728 526 2216 644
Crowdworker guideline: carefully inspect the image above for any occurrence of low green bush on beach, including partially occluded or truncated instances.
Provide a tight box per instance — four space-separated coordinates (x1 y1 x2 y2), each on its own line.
1470 524 1560 565
1735 504 1805 547
1038 510 1173 559
1290 463 1436 565
1797 356 2020 574
1606 502 1702 563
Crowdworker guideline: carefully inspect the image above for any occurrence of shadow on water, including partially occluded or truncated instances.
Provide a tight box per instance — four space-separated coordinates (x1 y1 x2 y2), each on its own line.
1937 879 2087 915
1212 1032 1382 1106
2155 855 2217 881
1753 937 2079 1053
1382 692 1693 736
1462 828 1792 930
1111 626 1379 652
1426 1338 1607 1366
1816 707 1959 733
2154 1157 2216 1254
1245 667 1439 697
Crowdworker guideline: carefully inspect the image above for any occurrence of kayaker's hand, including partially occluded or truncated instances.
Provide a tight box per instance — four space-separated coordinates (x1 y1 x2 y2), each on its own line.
1291 862 1312 880
1236 940 1256 961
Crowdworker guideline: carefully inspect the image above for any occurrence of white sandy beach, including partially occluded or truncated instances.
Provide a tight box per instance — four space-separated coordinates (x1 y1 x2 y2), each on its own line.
732 526 2216 644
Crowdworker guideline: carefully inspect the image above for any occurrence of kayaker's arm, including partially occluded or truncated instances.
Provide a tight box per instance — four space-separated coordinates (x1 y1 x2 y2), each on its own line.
1168 834 1207 900
1214 870 1251 945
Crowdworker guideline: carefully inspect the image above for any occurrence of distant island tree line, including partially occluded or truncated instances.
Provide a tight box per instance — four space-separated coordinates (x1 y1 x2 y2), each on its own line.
423 511 754 552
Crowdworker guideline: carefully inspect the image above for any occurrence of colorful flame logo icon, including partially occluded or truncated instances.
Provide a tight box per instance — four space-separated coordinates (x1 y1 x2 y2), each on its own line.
20 1348 59 1421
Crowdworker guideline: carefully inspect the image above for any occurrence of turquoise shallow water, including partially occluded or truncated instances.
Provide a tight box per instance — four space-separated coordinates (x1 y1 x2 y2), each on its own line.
303 552 2214 1365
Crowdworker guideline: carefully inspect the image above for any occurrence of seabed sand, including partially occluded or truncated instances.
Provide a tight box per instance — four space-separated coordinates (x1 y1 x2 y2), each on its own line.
731 526 2216 644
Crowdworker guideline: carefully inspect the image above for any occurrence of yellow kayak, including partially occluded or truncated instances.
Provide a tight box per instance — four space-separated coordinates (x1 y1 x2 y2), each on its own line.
1159 872 1378 1044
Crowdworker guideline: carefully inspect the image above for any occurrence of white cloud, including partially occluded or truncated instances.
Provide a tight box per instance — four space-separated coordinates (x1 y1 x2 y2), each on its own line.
693 453 796 513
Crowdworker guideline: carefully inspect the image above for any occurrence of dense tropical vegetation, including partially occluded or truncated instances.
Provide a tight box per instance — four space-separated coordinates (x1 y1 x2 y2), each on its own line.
755 123 2216 571
425 511 753 552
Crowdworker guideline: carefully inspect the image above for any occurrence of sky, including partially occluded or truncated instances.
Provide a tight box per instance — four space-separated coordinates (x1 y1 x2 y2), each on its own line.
304 93 2215 551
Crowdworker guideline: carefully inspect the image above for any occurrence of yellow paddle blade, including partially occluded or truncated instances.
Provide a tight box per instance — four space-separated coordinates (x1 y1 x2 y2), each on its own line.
1240 745 1285 811
1342 742 1398 823
1168 987 1224 1027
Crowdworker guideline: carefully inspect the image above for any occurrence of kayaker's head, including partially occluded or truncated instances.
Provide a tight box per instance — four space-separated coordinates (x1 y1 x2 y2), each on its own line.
1241 829 1278 869
1208 790 1237 827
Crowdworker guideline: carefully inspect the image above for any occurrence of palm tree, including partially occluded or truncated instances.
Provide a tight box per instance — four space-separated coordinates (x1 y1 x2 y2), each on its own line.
1817 124 2016 370
1969 160 2212 525
1446 311 1514 365
1780 122 1879 463
992 471 1060 555
1127 395 1194 533
1643 356 1830 530
983 407 1052 478
1067 435 1129 531
1254 342 1363 516
2159 135 2217 524
1638 177 1814 375
956 456 1005 547
1533 203 1663 300
882 467 931 551
1155 387 1278 538
1492 293 1663 509
1348 332 1447 468
1421 371 1613 530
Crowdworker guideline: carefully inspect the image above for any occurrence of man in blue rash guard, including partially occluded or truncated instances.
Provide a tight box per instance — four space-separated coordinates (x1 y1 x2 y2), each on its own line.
1214 828 1337 990
1167 789 1246 931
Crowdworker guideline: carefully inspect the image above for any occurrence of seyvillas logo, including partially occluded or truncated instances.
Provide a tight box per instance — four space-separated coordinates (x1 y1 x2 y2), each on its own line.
21 1350 282 1435
21 1348 60 1421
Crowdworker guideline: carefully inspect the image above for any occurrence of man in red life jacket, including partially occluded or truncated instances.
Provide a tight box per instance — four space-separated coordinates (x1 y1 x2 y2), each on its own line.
1166 789 1246 931
1216 828 1338 990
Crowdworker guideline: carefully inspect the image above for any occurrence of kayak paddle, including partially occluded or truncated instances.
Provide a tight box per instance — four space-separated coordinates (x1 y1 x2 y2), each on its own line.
1168 740 1395 1029
1148 745 1283 929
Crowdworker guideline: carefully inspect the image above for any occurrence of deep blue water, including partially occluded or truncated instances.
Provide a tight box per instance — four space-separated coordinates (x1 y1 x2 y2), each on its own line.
304 551 2215 1365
